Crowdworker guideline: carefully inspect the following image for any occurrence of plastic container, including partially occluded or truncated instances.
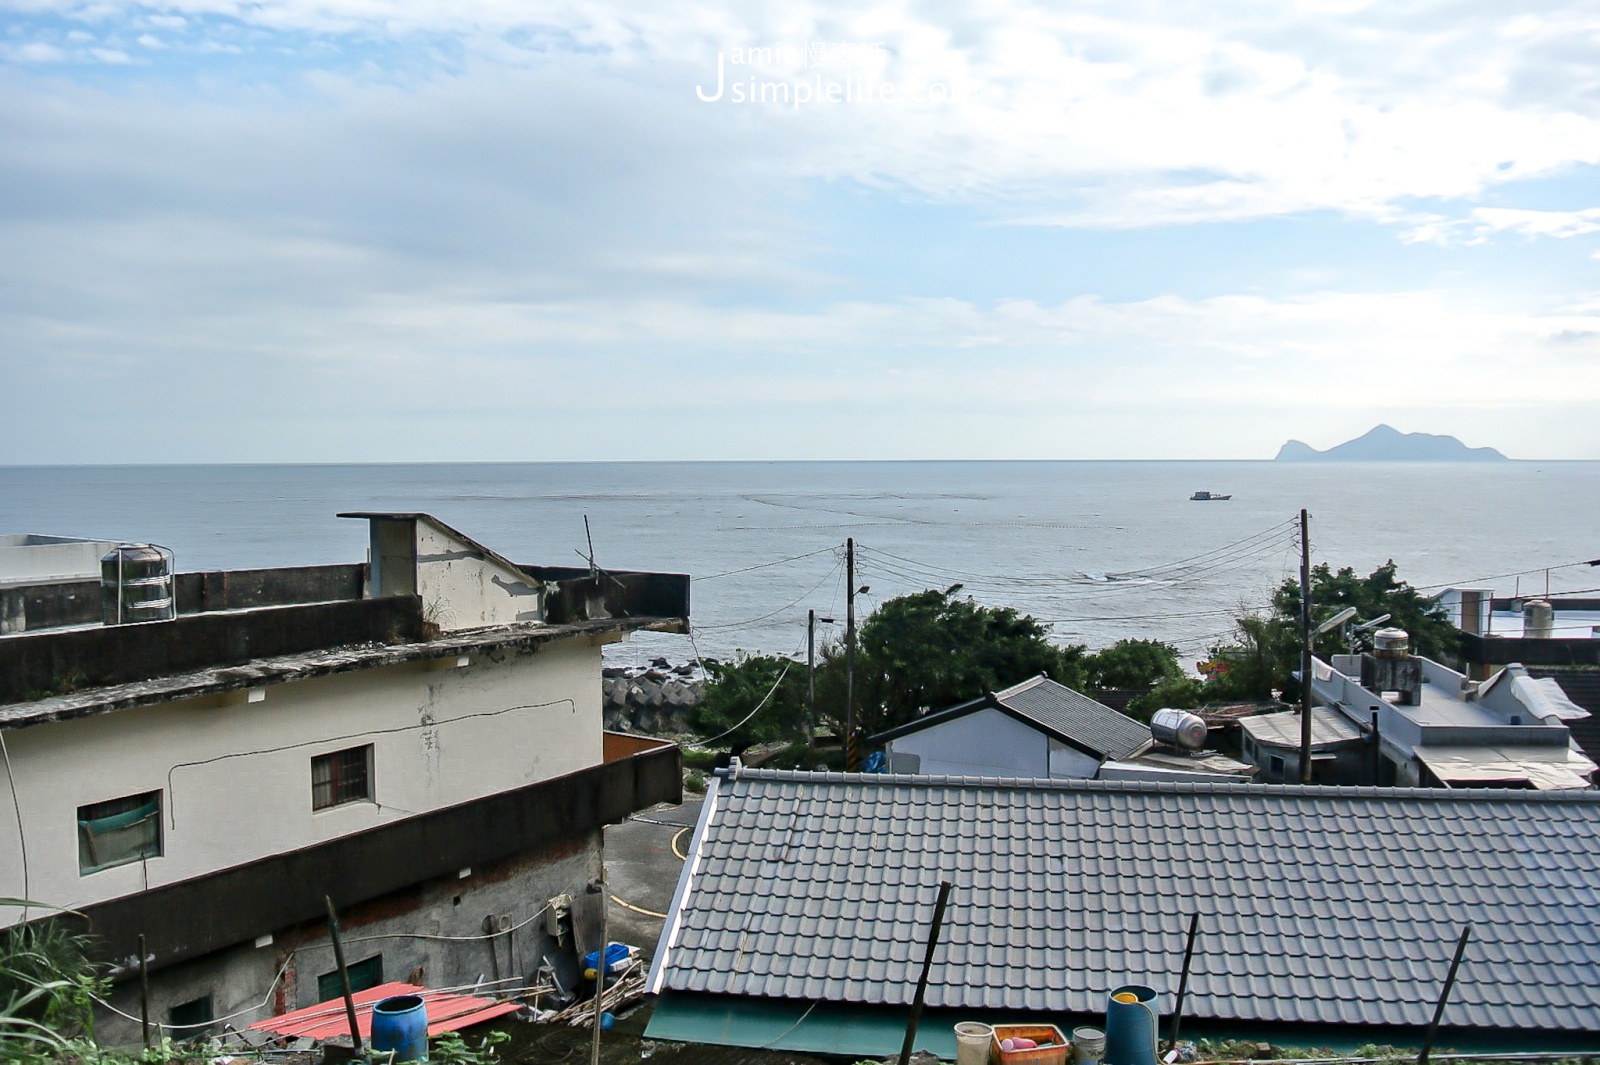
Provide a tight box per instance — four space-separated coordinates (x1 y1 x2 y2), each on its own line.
582 942 635 980
1073 1027 1106 1065
370 995 428 1063
954 1022 994 1065
991 1023 1069 1065
1104 985 1159 1065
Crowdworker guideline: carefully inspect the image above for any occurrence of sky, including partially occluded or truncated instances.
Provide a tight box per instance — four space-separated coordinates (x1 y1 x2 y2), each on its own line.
3 1 1600 462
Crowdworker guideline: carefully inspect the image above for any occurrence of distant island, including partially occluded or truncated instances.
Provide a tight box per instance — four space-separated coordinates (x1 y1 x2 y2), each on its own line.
1275 424 1509 462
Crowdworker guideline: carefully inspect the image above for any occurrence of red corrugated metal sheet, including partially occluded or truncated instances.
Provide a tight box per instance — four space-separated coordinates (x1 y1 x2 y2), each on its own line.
248 981 523 1040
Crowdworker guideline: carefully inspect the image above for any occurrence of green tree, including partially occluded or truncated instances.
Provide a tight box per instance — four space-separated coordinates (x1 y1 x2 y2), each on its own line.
1272 560 1458 661
686 652 808 747
1205 560 1456 701
814 585 1088 738
1125 676 1205 722
1085 639 1184 690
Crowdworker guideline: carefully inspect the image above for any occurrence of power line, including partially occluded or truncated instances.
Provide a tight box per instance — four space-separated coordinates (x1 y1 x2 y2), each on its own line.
693 546 839 582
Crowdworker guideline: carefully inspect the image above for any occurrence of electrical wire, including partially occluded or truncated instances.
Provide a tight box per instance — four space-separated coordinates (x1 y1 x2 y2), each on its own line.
761 999 821 1049
1415 559 1595 592
696 644 803 745
692 555 843 632
0 730 28 921
165 699 575 828
91 909 557 1034
693 546 839 582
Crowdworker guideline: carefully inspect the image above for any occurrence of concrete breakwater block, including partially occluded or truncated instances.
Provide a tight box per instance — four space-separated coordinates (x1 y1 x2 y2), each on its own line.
602 666 705 735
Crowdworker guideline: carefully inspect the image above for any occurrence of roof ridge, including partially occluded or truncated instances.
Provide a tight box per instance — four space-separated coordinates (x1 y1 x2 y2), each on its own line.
714 766 1600 802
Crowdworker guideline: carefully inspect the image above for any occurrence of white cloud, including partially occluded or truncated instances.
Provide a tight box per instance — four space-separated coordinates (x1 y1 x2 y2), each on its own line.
5 1 1600 225
5 41 66 61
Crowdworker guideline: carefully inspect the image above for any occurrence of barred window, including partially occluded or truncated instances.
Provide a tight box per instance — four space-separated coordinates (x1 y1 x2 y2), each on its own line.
311 745 373 810
78 792 162 875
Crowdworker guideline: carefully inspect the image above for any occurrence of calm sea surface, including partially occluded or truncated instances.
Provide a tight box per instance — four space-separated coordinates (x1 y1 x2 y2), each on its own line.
3 462 1597 667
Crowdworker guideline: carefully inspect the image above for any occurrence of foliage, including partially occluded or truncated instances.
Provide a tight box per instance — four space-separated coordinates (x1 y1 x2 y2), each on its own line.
1274 560 1458 661
1 903 104 1057
685 652 808 747
820 585 1089 738
1201 613 1297 702
1085 639 1184 690
430 1028 510 1065
1125 676 1205 722
683 770 706 794
1205 560 1456 701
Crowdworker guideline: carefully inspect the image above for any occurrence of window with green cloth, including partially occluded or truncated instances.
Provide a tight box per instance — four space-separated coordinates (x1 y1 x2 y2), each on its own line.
318 955 383 1002
78 792 162 874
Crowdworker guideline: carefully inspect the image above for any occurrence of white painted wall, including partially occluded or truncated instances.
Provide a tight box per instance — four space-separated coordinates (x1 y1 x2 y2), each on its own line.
887 708 1051 777
1047 738 1102 778
414 520 543 632
0 634 604 923
0 535 122 587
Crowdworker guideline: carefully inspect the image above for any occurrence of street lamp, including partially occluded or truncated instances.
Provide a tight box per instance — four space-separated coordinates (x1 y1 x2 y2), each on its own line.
812 610 838 767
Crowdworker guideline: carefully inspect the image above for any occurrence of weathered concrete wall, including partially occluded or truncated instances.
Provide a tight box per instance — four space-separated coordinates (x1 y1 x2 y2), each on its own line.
415 520 543 632
94 833 603 1045
0 596 425 705
175 565 367 615
0 634 604 917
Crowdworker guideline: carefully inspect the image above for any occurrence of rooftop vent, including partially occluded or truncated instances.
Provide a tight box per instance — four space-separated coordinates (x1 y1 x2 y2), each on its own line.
1523 600 1554 640
1373 628 1410 659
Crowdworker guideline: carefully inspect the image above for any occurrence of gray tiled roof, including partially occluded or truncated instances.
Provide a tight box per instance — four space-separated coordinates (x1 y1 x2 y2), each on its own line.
648 768 1600 1032
874 676 1151 761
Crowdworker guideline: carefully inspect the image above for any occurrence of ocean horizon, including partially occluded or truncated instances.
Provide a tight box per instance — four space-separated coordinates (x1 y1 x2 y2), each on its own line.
5 459 1597 666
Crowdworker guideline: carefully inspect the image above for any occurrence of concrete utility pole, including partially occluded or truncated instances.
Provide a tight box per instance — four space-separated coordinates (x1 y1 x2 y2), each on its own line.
846 537 857 770
1299 508 1314 784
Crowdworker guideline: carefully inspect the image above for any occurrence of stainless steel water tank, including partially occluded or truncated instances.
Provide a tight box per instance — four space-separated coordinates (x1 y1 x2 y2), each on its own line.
1373 628 1410 659
101 544 176 625
1150 708 1207 750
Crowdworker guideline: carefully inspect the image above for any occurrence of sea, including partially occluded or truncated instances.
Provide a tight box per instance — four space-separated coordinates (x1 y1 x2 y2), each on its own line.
3 461 1597 669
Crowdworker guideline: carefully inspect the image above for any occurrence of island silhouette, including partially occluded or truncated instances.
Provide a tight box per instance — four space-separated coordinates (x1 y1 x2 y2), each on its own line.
1276 424 1508 462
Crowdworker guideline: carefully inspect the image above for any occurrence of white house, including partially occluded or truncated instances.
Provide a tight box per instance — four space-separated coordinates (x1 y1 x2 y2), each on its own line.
0 513 688 1042
874 675 1154 778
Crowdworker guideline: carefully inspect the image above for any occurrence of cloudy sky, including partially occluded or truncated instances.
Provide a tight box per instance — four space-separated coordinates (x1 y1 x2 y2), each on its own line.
4 0 1599 462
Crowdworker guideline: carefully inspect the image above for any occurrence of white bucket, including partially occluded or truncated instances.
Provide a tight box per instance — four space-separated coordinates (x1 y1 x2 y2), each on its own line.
955 1022 994 1065
1074 1026 1107 1065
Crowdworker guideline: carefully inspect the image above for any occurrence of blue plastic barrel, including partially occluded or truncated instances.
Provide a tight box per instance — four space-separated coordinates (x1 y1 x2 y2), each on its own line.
1104 985 1159 1065
371 995 428 1062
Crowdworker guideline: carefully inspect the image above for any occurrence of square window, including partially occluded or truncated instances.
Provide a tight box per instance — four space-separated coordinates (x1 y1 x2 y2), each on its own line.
1269 755 1285 775
78 792 162 875
318 955 382 1002
168 996 214 1039
312 746 373 810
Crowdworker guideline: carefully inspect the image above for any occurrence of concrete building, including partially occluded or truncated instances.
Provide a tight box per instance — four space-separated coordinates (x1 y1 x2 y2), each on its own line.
1246 647 1597 789
871 675 1252 782
1439 588 1600 678
0 513 688 1042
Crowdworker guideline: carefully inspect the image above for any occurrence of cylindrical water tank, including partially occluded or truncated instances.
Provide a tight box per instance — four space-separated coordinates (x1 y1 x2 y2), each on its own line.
1150 708 1207 750
1373 628 1410 659
1524 600 1554 640
101 544 176 625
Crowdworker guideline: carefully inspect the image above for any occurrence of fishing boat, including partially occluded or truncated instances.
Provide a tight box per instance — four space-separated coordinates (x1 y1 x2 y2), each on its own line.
1190 490 1232 501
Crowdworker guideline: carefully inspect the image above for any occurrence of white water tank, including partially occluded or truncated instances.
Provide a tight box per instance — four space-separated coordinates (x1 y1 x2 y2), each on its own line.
1524 600 1554 639
1150 708 1207 750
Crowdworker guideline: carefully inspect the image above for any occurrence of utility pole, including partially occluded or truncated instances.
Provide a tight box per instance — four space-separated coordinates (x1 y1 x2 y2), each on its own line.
1299 508 1314 784
807 610 818 769
846 537 857 771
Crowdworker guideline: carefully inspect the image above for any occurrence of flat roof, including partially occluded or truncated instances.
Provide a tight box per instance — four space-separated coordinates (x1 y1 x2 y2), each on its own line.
0 615 680 731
